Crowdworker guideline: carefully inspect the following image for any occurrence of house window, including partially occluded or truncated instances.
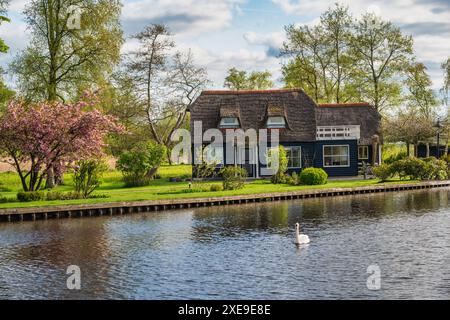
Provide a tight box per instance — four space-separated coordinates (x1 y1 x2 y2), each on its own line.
285 146 302 168
204 145 224 164
358 146 369 160
219 117 240 128
323 145 350 167
267 116 286 128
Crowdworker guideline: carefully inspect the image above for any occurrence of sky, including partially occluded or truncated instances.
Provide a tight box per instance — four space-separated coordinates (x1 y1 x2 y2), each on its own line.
1 0 449 90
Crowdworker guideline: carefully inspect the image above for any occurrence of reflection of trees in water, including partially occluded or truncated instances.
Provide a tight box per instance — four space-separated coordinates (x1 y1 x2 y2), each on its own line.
190 202 291 240
190 189 450 242
2 218 112 299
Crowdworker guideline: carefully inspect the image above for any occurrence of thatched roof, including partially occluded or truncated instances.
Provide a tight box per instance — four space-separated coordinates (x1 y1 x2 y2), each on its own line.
189 89 317 142
189 89 382 144
316 103 383 145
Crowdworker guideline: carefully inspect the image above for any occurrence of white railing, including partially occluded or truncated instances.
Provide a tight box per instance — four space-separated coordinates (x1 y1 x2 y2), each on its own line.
316 125 360 140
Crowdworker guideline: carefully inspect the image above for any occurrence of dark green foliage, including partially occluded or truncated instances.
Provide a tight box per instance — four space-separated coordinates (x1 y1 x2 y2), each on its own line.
373 157 448 181
286 171 300 185
73 159 108 198
372 163 393 181
221 166 247 190
270 146 288 184
299 168 328 185
210 184 223 192
46 191 82 201
17 191 45 202
117 142 166 187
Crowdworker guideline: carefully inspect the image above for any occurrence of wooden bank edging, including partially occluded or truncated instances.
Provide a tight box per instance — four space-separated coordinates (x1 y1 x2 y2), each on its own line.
1 180 450 223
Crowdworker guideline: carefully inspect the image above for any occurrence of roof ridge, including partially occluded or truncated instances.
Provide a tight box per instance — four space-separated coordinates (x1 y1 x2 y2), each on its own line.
202 88 303 95
318 102 371 107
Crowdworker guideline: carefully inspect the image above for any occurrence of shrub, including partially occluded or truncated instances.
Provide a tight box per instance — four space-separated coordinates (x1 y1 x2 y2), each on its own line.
372 163 393 181
17 191 45 202
377 157 448 181
286 172 299 186
421 157 448 180
270 146 288 184
46 191 82 201
117 142 166 187
73 159 108 198
221 166 247 190
299 168 328 185
384 151 408 164
0 195 14 203
210 184 223 192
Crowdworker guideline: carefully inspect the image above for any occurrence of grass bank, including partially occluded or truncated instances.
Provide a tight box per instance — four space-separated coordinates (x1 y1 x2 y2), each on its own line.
0 165 418 209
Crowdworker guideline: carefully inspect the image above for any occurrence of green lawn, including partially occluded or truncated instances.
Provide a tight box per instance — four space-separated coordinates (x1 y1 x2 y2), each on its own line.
0 164 418 209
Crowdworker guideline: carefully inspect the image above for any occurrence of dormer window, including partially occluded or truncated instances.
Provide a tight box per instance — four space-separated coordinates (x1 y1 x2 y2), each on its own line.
267 116 286 129
219 117 240 128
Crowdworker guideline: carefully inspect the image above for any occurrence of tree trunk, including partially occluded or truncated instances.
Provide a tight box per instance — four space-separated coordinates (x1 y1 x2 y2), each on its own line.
371 142 377 166
426 143 430 157
146 166 159 179
45 167 55 189
414 144 418 157
406 143 410 157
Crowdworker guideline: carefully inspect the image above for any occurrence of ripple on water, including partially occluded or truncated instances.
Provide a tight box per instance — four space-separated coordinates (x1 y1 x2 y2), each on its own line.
1 188 450 299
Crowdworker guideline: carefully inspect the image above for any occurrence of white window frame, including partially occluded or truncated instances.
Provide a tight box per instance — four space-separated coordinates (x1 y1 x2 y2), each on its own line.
358 146 369 160
285 146 302 169
323 145 350 168
267 116 286 129
219 117 240 128
316 125 360 140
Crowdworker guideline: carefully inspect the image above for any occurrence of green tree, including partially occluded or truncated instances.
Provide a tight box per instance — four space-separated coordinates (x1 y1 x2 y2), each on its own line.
281 3 358 103
404 62 438 120
350 13 413 112
0 1 14 111
442 57 450 105
0 0 10 53
127 24 208 163
10 0 123 102
224 67 274 90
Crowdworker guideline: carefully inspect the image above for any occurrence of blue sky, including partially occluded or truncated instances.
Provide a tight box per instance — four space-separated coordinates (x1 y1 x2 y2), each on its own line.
1 0 450 90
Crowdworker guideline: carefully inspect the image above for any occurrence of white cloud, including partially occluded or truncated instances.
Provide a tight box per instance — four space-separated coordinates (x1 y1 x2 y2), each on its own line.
272 0 450 25
8 0 28 12
272 0 450 89
243 31 285 49
175 44 280 88
122 0 245 35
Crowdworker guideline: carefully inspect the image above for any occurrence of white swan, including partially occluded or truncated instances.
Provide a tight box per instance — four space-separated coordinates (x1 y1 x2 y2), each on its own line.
294 222 310 245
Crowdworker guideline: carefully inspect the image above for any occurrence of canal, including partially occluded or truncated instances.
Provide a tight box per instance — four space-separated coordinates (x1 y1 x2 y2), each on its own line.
1 188 450 299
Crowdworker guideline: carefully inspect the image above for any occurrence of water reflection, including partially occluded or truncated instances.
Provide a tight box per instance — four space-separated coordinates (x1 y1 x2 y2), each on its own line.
0 189 450 299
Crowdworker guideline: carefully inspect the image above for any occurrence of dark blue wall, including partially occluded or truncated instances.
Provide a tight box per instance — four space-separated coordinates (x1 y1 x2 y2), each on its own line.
313 140 359 177
417 144 447 158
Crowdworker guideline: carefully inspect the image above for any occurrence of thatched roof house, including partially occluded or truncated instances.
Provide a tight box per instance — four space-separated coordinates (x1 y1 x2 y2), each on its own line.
189 88 382 177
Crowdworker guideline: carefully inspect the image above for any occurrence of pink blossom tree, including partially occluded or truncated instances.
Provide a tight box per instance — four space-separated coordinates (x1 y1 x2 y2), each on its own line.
0 92 123 191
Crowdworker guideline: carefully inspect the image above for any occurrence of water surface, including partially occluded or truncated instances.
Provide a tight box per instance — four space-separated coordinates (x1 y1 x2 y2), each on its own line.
1 189 450 299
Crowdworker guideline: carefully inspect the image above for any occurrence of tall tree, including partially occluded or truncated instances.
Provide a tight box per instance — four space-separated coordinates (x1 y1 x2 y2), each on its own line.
320 3 354 103
10 0 123 102
0 92 122 191
0 0 10 53
0 0 14 111
442 57 450 105
404 62 438 120
281 3 357 103
10 0 123 187
127 24 209 164
350 13 413 112
224 67 274 90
